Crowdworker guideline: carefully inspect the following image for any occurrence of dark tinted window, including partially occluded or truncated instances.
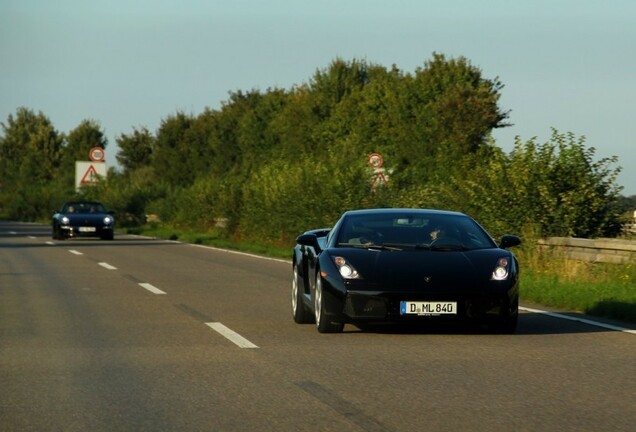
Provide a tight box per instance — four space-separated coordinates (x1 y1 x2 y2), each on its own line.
336 212 496 250
63 202 106 214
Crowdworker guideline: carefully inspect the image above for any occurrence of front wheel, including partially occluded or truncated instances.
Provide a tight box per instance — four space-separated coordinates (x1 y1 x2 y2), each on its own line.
314 272 344 333
52 225 65 240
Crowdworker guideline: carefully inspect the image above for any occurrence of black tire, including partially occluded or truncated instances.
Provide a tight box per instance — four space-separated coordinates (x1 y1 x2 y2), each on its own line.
314 272 344 333
52 226 65 240
292 265 312 324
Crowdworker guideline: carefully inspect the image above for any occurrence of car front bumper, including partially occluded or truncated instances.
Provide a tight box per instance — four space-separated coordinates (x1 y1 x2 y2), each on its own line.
341 290 517 323
58 224 113 238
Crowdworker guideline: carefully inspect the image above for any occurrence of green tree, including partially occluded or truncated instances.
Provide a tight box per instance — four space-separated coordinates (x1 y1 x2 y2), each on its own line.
437 130 623 238
115 126 154 173
396 53 509 185
0 107 64 219
151 112 194 186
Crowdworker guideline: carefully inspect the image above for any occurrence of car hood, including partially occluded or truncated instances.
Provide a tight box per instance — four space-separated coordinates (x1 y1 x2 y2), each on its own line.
331 248 511 290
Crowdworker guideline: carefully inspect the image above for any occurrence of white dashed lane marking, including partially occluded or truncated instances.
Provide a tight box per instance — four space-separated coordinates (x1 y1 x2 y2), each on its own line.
205 322 259 348
139 282 166 295
55 245 260 348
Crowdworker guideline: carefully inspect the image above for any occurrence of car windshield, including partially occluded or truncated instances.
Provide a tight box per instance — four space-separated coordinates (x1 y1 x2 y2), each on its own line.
63 203 106 214
336 212 496 251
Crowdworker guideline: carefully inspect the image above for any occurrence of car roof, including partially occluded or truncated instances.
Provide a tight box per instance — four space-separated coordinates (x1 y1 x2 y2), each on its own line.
342 208 467 217
64 201 104 205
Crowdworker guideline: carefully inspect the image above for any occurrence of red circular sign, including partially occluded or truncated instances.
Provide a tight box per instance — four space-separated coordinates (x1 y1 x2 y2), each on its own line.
368 153 384 168
89 147 105 162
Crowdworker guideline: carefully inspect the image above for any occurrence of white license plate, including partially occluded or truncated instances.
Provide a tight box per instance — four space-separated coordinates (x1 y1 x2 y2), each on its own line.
400 301 457 316
79 227 96 232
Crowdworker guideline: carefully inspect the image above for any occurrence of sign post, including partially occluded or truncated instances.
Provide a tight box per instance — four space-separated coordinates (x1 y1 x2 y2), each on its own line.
368 153 388 191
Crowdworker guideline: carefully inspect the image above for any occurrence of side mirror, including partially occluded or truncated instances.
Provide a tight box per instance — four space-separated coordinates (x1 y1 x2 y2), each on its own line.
296 233 319 248
499 235 521 249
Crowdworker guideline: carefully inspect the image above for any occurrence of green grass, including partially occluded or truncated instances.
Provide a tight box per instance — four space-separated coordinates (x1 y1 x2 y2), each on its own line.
127 225 291 260
517 247 636 323
521 269 636 323
129 224 636 324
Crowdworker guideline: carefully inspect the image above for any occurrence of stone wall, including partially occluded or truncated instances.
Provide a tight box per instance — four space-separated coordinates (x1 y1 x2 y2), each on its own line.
538 237 636 264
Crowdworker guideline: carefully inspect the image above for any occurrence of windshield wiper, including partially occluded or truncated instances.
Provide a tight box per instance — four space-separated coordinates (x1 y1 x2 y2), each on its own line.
430 243 469 251
338 242 402 251
414 242 469 251
367 243 403 251
414 243 432 250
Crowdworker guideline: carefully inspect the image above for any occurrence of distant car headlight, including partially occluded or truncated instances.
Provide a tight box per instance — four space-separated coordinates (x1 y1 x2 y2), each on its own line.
333 256 360 279
103 216 113 225
61 216 70 224
492 257 510 280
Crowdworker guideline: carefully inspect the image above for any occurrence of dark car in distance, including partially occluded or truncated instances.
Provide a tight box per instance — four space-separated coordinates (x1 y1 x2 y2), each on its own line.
292 209 521 333
52 201 115 240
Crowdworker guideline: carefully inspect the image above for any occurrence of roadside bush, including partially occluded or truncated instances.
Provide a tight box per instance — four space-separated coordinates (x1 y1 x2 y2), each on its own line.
238 155 372 246
437 130 622 239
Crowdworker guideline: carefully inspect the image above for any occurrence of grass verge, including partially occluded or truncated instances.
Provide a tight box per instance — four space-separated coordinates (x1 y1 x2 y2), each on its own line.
516 246 635 323
127 225 291 260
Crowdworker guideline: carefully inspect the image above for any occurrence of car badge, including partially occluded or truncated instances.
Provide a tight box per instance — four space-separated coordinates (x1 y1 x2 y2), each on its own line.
423 276 432 283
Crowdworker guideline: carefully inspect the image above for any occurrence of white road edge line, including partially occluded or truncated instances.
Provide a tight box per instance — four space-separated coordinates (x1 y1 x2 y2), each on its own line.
98 262 117 270
69 250 83 255
520 306 636 335
205 322 259 348
189 243 289 264
139 282 167 295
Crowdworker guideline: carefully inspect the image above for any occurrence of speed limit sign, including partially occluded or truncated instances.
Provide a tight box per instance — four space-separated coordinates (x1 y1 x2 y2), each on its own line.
368 153 384 168
89 147 105 162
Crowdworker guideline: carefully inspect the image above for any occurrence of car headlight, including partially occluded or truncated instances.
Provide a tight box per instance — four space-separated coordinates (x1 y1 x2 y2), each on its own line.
103 216 113 225
491 257 510 280
333 256 360 279
61 216 70 224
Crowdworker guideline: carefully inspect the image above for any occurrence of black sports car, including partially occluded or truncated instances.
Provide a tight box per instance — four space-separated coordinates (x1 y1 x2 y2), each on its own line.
292 209 521 333
52 201 115 240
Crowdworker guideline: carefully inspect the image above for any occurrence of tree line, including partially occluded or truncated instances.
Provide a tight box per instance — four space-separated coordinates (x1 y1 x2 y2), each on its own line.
0 54 630 246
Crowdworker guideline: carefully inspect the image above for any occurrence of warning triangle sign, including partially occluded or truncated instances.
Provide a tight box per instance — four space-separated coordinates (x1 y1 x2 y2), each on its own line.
80 165 100 184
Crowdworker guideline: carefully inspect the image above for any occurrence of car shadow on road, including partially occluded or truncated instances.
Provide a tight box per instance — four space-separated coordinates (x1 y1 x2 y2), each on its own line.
347 310 635 336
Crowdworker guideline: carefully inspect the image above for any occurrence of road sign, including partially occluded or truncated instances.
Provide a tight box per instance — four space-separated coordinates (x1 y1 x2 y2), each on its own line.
368 153 384 168
75 161 107 189
368 153 388 190
89 147 105 162
81 165 100 184
371 169 389 190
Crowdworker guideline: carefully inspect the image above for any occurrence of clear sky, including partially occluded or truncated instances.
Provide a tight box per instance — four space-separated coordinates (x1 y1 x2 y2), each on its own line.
2 0 634 195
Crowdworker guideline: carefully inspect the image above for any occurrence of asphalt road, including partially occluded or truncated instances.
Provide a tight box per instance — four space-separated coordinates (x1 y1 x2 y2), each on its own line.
1 221 635 432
